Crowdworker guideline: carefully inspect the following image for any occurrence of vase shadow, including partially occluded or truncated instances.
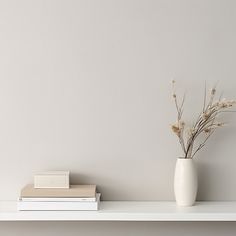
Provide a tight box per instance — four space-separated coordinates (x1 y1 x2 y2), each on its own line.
196 161 212 201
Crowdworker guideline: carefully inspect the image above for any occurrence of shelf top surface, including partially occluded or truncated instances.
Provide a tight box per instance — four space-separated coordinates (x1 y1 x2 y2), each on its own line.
1 201 236 221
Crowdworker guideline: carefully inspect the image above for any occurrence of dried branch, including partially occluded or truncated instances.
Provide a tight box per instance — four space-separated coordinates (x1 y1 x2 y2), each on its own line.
171 81 236 159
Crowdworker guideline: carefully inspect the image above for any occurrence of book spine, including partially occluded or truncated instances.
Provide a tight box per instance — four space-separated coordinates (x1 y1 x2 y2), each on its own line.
18 194 100 211
21 185 96 198
21 197 96 202
17 201 98 211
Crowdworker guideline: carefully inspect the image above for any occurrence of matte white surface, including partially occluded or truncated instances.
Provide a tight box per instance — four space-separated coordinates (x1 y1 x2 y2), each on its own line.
1 201 236 221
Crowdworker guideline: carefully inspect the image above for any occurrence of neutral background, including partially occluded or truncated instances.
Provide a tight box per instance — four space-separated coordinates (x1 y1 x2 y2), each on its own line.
1 0 236 235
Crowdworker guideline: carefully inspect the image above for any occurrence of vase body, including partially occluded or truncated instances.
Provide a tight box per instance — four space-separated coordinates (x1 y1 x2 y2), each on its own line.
174 158 198 206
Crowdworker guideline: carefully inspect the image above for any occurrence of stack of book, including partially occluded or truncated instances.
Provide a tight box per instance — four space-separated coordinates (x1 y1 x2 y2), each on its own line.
17 171 100 211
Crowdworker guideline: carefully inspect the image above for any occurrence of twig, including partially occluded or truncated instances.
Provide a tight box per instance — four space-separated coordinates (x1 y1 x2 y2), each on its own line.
171 81 236 159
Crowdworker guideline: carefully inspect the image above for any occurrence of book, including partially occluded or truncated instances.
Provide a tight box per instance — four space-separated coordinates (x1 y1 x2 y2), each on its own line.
21 184 96 198
17 193 100 211
34 171 70 189
21 197 96 202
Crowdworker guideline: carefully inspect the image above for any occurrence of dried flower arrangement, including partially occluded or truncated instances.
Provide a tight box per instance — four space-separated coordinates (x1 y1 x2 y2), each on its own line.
171 81 236 159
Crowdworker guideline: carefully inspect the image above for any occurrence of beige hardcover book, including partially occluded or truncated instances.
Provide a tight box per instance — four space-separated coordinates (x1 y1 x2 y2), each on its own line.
21 184 96 198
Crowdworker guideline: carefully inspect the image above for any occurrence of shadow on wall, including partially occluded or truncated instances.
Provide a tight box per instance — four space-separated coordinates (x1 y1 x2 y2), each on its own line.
196 160 213 200
69 172 108 200
196 126 236 201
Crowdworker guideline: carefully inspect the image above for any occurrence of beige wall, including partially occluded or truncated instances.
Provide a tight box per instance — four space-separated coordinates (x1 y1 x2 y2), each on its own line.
1 0 236 235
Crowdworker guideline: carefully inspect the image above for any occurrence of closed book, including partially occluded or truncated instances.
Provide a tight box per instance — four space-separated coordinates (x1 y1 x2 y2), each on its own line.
21 197 96 202
34 171 70 189
17 194 100 211
21 184 96 198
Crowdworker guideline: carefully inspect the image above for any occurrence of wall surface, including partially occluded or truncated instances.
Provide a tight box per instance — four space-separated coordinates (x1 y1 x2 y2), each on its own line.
1 0 236 235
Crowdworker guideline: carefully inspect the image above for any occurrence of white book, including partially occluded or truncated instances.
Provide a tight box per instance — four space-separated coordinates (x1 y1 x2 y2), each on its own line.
21 197 96 202
17 194 100 211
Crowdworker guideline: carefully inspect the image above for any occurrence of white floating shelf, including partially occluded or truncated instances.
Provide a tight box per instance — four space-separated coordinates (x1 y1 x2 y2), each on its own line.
1 201 236 221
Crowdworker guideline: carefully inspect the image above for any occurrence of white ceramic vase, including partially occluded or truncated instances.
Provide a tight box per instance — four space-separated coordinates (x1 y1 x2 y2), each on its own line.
174 158 198 206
